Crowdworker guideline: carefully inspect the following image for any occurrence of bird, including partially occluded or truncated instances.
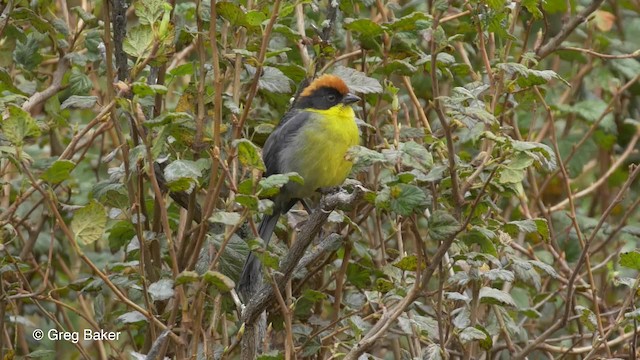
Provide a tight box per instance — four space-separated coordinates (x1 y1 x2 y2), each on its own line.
238 74 361 299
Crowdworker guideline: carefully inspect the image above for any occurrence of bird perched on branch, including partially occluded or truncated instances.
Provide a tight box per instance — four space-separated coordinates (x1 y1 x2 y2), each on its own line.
238 74 361 299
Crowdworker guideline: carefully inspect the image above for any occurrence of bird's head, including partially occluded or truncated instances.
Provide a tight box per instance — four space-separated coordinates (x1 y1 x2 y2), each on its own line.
294 74 360 110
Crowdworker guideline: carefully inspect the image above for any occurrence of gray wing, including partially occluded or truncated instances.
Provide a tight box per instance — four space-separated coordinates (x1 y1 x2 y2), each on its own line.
262 109 309 176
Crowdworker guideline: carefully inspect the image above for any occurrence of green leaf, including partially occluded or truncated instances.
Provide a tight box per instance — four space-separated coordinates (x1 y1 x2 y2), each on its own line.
71 200 107 245
11 8 55 34
428 210 459 241
479 287 516 307
330 66 383 94
496 63 569 87
164 160 202 193
216 2 245 26
379 60 418 76
203 270 235 292
389 184 427 216
344 18 384 37
1 105 42 146
135 0 165 25
393 255 418 271
108 221 135 252
144 112 193 127
511 139 557 171
245 65 292 94
575 305 597 332
244 10 266 27
117 311 147 324
71 6 98 26
132 82 168 96
234 139 266 171
620 250 640 271
383 11 431 32
399 141 433 171
69 68 92 95
123 25 153 58
522 0 543 19
40 159 75 184
175 271 199 285
148 279 174 301
259 173 303 197
460 326 488 344
61 95 98 109
347 145 388 171
13 32 43 71
209 211 242 226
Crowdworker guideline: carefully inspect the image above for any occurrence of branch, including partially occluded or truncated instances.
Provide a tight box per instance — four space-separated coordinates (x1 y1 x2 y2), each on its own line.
535 0 606 60
21 57 69 113
241 187 362 325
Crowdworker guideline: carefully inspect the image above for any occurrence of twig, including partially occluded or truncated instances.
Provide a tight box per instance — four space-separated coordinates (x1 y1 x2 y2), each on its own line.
535 0 606 59
21 57 69 113
549 130 640 212
558 46 640 59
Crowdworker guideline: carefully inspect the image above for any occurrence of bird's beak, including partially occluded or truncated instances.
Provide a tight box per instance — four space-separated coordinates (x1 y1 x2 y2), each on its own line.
342 93 361 105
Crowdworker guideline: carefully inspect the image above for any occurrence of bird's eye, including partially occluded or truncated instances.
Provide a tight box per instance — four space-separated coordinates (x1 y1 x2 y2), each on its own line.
327 94 337 102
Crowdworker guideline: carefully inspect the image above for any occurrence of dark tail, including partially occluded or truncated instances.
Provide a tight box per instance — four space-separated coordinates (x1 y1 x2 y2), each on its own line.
238 212 280 301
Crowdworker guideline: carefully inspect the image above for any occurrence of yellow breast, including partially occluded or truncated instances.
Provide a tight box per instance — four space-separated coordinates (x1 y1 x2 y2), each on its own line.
294 105 359 196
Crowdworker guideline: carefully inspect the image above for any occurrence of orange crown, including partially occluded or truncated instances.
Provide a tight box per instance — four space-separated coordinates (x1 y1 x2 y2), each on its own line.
300 74 350 97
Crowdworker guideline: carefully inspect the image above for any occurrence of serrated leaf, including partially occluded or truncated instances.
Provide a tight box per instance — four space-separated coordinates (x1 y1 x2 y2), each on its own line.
380 59 418 76
1 105 42 145
117 311 147 323
575 305 597 332
244 10 266 26
479 287 516 307
511 139 557 172
71 6 98 26
203 270 235 292
393 255 418 271
209 211 242 226
259 172 303 197
389 184 427 216
216 2 245 25
71 200 107 245
399 141 433 171
123 25 153 58
428 210 459 241
512 260 541 291
164 160 202 194
61 95 98 109
344 18 383 37
460 326 488 344
144 112 192 127
13 32 43 71
331 66 383 94
482 269 515 282
40 159 75 184
245 65 292 93
148 279 174 301
132 82 168 96
234 139 266 171
175 271 199 285
347 145 387 171
496 62 569 87
384 11 431 32
69 68 92 95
